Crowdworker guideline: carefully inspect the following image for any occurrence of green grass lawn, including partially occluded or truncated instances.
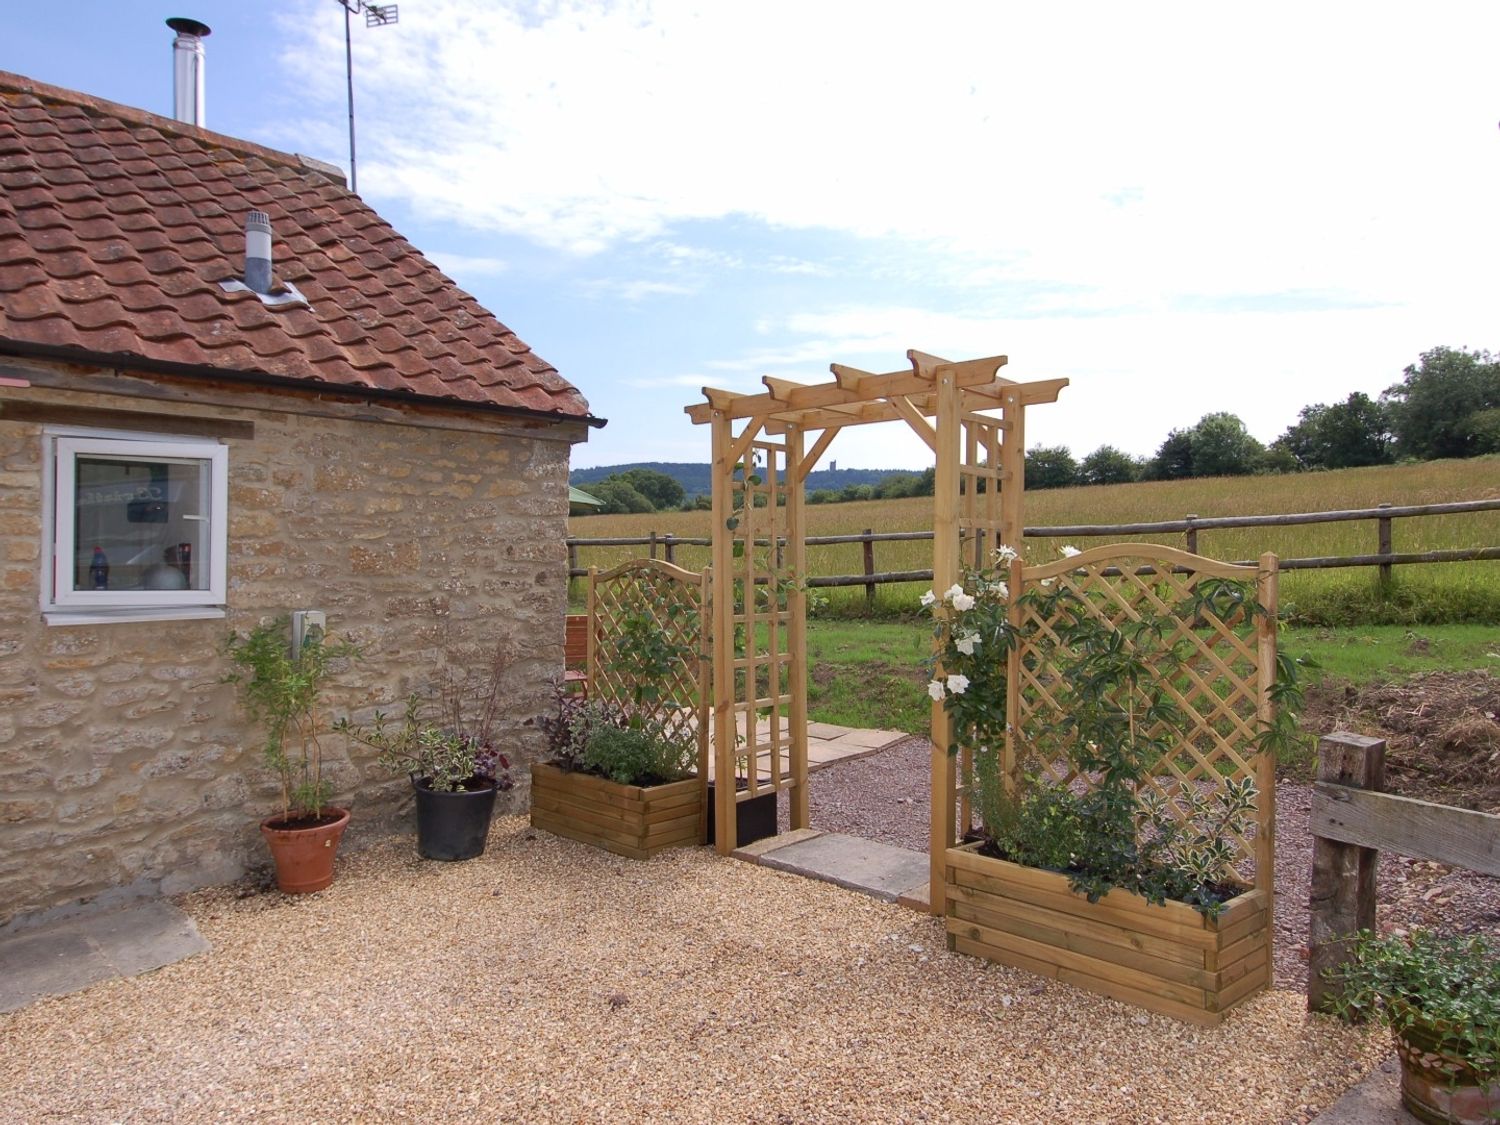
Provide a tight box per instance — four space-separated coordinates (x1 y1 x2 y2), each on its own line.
803 618 1500 735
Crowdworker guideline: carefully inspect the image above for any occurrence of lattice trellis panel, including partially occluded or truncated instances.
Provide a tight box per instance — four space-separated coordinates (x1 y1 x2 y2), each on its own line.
1003 544 1279 890
587 559 710 769
721 441 797 797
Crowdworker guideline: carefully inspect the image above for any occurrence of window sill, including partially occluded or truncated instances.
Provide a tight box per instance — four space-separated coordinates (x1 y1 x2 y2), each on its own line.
44 606 227 627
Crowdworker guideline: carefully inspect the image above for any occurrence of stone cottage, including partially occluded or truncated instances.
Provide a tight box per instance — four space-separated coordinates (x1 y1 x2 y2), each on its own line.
0 70 601 927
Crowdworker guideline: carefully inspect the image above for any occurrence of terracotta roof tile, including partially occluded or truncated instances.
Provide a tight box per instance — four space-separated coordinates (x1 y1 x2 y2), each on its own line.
0 72 593 425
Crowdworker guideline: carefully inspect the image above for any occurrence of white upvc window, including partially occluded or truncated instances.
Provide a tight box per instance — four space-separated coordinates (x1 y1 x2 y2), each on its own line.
43 430 229 623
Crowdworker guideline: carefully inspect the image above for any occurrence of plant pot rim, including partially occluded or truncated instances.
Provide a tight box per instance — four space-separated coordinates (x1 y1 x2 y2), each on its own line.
410 776 497 794
259 806 350 834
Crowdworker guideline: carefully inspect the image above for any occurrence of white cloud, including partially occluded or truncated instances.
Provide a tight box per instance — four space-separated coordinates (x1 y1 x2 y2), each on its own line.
424 251 510 279
578 277 697 301
264 0 1500 470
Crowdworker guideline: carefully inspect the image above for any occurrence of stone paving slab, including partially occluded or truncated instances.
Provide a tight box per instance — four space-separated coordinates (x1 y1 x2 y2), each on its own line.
0 901 209 1014
731 828 823 863
827 727 907 750
1308 1057 1417 1124
753 832 931 904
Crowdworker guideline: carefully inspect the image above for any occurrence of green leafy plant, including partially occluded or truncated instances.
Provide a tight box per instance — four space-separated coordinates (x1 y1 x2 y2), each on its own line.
225 617 358 824
338 696 485 793
337 640 516 794
614 597 695 709
1323 929 1500 1087
924 547 1307 917
572 702 695 786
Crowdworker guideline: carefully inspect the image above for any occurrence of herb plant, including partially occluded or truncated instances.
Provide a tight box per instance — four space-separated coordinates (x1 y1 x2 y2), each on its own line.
573 702 696 786
1323 928 1500 1086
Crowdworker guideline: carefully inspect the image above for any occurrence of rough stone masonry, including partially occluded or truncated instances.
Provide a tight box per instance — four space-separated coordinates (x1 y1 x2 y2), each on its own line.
0 367 576 927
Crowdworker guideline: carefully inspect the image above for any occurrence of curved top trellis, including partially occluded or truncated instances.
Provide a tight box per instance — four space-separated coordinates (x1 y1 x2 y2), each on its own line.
688 348 1067 910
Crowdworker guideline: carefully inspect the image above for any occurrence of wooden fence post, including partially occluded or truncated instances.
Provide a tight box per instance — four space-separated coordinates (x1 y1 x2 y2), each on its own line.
648 529 658 560
664 535 676 565
1307 731 1387 1013
862 528 876 611
568 541 579 577
1184 514 1199 555
1377 503 1393 587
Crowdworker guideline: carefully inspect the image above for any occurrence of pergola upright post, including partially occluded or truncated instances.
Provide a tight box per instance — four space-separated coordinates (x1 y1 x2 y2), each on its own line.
928 365 962 907
709 408 738 854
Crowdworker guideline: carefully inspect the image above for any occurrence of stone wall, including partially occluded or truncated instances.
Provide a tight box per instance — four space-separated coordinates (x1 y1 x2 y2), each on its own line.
0 371 580 927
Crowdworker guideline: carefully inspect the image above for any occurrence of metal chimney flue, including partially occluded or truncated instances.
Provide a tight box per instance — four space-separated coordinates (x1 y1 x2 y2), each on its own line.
244 211 272 294
166 17 211 127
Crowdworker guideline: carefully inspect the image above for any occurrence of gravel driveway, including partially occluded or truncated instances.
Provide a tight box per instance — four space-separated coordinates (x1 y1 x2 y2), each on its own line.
0 813 1382 1124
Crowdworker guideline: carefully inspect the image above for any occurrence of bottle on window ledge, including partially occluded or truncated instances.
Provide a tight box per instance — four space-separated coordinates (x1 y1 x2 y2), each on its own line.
89 546 109 590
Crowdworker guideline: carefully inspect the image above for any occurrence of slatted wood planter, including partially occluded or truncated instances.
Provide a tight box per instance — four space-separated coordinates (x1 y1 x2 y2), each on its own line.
529 762 703 861
945 843 1271 1026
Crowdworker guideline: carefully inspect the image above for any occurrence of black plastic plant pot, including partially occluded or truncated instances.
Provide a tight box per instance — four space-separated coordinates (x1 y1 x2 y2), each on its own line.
412 777 498 861
705 783 778 848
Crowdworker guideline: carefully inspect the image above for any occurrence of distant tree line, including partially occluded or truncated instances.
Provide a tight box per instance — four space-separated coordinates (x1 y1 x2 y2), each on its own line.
576 347 1499 512
1026 345 1499 490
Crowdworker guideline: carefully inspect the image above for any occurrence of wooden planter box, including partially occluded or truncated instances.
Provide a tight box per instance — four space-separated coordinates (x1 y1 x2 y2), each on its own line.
529 763 703 860
944 843 1271 1026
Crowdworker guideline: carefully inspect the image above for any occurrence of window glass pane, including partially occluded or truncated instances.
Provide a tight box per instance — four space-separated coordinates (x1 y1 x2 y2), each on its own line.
71 456 211 593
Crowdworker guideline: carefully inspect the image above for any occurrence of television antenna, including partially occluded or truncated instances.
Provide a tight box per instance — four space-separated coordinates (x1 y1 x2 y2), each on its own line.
335 0 399 194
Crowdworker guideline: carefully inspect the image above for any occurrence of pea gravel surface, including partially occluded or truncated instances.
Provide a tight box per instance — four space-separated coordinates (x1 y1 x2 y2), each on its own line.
0 816 1382 1125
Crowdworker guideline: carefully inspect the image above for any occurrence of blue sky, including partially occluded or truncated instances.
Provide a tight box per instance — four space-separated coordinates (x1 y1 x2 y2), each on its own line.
6 2 1500 471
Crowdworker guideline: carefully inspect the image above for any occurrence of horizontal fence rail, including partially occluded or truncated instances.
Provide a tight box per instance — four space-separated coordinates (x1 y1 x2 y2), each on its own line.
567 498 1500 604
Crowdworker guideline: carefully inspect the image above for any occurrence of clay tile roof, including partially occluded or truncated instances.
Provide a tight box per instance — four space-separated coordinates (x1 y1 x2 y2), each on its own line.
0 71 597 425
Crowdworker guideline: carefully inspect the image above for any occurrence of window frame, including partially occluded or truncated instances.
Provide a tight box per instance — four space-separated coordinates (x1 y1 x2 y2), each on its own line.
42 427 229 622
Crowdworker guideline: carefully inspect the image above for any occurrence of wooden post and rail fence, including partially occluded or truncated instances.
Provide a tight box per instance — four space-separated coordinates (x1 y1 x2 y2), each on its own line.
568 498 1500 607
1306 731 1500 1013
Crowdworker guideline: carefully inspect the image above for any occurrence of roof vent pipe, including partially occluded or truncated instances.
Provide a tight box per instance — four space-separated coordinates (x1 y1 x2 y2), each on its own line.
244 211 272 294
166 17 211 126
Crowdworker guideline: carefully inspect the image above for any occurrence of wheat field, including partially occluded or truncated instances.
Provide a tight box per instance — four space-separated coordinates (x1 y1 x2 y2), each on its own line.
569 456 1500 621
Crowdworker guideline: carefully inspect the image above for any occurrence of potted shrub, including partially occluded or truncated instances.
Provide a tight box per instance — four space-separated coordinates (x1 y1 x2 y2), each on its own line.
339 695 513 861
530 686 702 860
1324 929 1500 1124
225 617 358 894
339 640 517 861
927 545 1306 1024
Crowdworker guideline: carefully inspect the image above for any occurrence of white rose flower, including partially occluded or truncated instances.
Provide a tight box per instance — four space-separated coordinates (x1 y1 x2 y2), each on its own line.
991 581 1008 599
946 674 970 694
944 583 965 601
994 544 1018 564
1061 545 1082 558
955 633 980 656
927 679 946 701
951 592 976 612
920 589 937 607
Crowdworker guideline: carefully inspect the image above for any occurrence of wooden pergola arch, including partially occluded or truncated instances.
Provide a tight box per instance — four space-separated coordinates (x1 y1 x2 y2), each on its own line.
687 349 1066 909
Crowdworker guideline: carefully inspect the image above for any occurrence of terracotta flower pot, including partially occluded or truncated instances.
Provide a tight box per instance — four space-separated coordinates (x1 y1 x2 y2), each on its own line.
1393 1017 1500 1125
259 807 350 894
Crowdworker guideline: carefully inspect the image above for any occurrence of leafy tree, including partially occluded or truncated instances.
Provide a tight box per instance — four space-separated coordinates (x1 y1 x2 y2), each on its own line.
1468 407 1500 454
615 468 685 511
1276 392 1392 469
1146 428 1195 481
878 472 923 499
1384 346 1500 460
807 489 837 505
1187 412 1264 477
1078 445 1142 486
1024 445 1078 490
589 478 654 514
1257 444 1300 475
